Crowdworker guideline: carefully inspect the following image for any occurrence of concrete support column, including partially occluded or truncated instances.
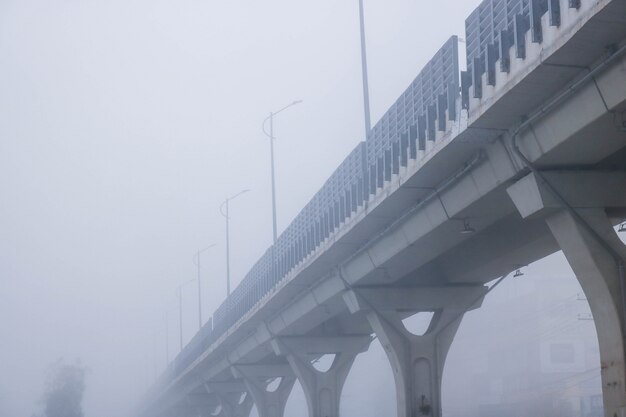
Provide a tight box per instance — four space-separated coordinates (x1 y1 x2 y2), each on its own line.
507 171 626 416
343 285 487 417
204 381 253 417
545 208 626 416
271 335 372 417
232 364 296 417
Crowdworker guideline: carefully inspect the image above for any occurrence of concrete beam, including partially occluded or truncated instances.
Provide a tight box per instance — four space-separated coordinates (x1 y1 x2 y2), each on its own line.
231 363 293 378
507 171 626 219
271 335 372 356
343 285 487 314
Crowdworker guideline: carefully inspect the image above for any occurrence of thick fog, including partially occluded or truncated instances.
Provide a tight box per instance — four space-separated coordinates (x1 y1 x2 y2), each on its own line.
0 1 611 417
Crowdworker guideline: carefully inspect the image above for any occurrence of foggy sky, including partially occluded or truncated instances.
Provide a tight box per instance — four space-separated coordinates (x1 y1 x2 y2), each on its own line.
0 1 599 417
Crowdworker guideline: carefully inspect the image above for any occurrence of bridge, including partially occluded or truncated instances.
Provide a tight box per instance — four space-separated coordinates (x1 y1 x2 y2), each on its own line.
138 1 626 416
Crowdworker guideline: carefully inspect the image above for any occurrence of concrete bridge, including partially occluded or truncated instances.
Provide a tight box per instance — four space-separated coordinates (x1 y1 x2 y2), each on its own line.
139 0 626 416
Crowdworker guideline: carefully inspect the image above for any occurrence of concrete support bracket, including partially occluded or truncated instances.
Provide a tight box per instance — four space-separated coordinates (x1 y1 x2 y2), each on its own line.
231 364 296 417
271 335 373 417
506 171 626 219
204 381 253 417
343 285 487 417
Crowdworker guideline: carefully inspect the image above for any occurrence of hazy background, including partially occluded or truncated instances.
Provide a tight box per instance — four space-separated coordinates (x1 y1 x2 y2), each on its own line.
0 1 609 416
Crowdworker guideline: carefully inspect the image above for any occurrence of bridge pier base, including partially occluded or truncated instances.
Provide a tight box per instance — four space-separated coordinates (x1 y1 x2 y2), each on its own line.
271 335 372 417
232 364 295 417
343 285 487 417
546 209 626 417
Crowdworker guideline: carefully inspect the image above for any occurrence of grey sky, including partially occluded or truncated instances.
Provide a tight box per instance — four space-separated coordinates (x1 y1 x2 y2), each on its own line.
0 1 571 416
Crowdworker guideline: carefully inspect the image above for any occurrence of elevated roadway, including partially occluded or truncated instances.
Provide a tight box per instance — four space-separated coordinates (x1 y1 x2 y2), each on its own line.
140 1 626 416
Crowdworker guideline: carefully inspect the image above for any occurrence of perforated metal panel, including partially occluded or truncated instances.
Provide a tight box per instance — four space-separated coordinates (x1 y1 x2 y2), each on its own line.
466 0 530 67
366 36 459 168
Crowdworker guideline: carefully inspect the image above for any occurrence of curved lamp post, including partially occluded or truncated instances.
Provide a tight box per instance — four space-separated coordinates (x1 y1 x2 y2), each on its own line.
262 100 302 244
220 189 250 296
358 0 371 135
193 244 216 330
176 278 196 351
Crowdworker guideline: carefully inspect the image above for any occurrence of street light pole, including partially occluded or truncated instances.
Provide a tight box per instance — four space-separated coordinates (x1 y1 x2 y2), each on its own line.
178 286 183 351
152 332 157 381
220 189 250 296
262 100 302 244
164 312 169 366
176 279 195 351
358 0 372 134
225 199 230 295
196 252 202 329
269 113 277 243
194 244 216 330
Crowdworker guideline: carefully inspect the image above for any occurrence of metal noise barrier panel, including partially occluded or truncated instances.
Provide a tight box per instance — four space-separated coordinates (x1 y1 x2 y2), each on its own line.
211 142 368 335
462 0 579 107
366 36 460 180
